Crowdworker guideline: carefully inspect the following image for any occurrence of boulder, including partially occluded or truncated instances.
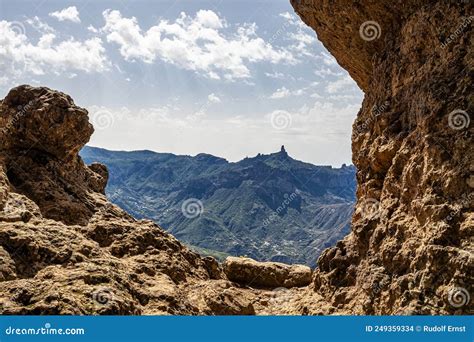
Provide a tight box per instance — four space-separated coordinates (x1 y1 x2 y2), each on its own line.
223 256 312 288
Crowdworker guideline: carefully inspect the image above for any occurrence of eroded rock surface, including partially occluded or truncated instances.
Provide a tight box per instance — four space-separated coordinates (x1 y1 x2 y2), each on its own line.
0 85 263 315
224 257 312 288
292 0 473 314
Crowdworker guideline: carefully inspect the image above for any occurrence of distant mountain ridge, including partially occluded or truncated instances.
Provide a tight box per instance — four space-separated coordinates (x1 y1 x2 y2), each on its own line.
81 145 356 266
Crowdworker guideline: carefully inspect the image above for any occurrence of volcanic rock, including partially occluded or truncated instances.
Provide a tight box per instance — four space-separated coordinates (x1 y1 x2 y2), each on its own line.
224 257 312 288
291 0 473 314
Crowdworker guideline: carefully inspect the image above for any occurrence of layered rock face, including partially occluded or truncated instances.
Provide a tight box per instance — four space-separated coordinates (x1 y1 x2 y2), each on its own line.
292 0 473 314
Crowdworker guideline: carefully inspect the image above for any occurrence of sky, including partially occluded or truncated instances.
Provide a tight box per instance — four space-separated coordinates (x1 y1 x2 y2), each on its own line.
0 0 363 166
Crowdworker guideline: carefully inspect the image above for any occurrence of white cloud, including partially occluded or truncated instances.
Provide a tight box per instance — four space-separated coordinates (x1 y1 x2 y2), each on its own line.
265 71 285 79
278 12 307 30
101 9 296 80
26 16 55 34
88 105 182 126
270 87 291 99
328 94 362 101
279 12 294 21
288 31 316 56
312 54 349 79
271 101 359 142
279 12 317 57
87 25 99 33
269 86 305 99
0 20 109 79
326 75 355 94
314 68 343 79
319 52 337 65
49 6 81 23
0 76 9 86
207 93 221 103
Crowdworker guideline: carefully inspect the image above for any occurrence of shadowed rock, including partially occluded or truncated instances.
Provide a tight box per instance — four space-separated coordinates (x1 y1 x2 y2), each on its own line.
1 85 93 160
292 0 473 314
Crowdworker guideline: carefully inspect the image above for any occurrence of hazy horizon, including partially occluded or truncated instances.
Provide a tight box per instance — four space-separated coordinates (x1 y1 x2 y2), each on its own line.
84 144 354 167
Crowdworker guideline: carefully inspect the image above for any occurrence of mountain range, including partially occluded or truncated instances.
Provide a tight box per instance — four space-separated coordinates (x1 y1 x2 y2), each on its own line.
80 145 356 266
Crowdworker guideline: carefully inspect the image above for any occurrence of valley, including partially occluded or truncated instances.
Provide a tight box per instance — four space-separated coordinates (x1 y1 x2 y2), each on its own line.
81 145 356 266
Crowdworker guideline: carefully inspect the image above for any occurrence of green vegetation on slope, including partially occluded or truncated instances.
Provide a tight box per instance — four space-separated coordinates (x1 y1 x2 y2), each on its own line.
81 146 356 266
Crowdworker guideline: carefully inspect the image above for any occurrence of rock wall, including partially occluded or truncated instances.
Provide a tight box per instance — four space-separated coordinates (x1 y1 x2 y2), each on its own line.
291 0 473 314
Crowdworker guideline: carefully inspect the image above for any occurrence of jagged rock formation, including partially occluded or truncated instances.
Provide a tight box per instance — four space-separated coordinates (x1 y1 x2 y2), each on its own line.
0 85 264 315
291 0 473 314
